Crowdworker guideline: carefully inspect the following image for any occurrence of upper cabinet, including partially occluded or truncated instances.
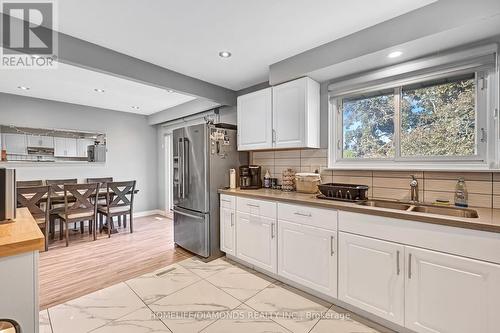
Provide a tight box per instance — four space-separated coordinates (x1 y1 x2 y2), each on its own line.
27 135 54 148
273 77 320 149
237 77 320 151
1 133 27 155
237 87 273 150
54 137 78 157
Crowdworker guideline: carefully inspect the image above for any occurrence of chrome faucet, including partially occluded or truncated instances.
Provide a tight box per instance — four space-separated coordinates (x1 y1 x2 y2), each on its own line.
409 175 419 203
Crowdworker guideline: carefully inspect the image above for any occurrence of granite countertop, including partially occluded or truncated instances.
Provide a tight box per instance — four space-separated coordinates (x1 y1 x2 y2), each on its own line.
219 188 500 233
0 208 45 258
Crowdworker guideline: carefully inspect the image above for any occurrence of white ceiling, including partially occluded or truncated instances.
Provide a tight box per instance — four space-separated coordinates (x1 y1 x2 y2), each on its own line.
307 14 500 83
0 61 196 115
54 0 436 91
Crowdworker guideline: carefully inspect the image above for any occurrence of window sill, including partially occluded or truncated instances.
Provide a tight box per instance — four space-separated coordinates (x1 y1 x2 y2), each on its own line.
327 160 497 172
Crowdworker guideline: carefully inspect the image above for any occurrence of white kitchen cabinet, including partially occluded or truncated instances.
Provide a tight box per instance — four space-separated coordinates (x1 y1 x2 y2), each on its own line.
27 135 54 148
405 246 500 333
278 220 337 297
1 133 27 155
235 211 277 274
237 87 273 151
54 137 77 157
236 77 320 151
338 232 405 326
0 252 39 333
220 195 236 256
77 138 94 157
272 77 320 149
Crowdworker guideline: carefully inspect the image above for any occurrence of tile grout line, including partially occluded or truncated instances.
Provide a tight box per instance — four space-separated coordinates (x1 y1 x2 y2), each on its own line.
123 281 173 333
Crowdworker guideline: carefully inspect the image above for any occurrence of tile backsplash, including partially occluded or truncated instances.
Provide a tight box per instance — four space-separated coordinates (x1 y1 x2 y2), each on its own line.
250 149 500 209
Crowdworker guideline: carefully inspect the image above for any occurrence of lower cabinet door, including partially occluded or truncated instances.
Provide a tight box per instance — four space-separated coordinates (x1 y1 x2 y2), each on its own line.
278 220 337 297
339 232 404 325
235 212 277 274
220 206 235 256
405 246 500 333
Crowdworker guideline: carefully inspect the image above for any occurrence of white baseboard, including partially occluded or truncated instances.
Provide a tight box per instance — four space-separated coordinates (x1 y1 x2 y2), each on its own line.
133 209 167 218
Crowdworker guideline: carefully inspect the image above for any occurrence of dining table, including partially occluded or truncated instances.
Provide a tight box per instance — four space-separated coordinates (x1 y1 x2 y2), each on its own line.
19 187 139 234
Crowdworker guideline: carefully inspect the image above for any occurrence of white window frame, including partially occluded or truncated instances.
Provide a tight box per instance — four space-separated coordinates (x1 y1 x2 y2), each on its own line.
328 47 499 171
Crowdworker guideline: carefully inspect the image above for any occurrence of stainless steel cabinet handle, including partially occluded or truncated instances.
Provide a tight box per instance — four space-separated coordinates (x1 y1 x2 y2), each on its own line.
247 203 260 208
271 223 275 239
221 199 231 203
272 129 276 143
396 250 400 275
408 253 412 279
230 212 234 227
330 236 335 256
294 212 312 217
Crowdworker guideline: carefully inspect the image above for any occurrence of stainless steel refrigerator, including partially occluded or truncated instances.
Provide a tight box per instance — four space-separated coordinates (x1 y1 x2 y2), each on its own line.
172 123 247 259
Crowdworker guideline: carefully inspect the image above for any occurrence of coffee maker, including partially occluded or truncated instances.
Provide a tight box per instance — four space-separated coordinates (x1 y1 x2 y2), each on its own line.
239 165 262 189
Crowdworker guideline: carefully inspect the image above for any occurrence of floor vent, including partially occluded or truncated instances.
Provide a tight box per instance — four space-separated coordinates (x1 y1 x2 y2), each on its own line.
155 267 176 277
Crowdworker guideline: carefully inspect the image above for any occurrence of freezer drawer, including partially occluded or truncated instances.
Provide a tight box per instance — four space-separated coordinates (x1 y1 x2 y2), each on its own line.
173 206 210 257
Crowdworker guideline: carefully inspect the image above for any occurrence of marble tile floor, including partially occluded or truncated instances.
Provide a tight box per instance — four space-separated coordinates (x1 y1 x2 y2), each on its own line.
40 256 393 333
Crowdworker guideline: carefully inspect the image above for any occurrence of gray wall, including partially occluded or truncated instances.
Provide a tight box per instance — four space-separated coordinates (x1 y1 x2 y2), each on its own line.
0 93 158 212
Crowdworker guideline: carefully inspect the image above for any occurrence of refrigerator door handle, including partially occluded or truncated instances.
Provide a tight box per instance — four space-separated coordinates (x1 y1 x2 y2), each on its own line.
183 138 189 198
177 138 183 199
180 137 186 199
173 207 204 220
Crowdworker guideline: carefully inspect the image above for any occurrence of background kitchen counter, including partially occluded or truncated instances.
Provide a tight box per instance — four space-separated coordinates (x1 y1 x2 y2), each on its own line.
219 187 500 233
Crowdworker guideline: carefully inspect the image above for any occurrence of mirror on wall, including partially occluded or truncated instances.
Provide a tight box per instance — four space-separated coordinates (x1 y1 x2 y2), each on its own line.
0 125 106 163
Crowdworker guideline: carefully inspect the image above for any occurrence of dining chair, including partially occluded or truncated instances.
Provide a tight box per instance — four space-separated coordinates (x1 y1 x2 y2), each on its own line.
16 180 44 187
86 177 121 226
98 180 136 237
58 183 100 246
47 178 78 238
17 186 51 251
86 177 113 185
86 177 113 206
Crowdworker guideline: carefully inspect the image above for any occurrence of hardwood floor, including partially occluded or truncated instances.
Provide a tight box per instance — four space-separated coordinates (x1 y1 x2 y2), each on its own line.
39 214 192 310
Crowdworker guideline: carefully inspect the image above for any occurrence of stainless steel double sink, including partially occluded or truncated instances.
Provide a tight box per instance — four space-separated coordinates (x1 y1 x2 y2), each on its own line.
357 200 479 218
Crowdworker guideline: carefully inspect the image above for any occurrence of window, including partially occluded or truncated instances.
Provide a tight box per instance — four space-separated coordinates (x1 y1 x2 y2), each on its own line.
400 75 476 158
342 89 395 159
332 70 494 169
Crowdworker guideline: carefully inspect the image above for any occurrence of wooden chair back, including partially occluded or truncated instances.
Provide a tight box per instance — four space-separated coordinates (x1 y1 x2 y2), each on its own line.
86 177 113 186
17 186 50 220
46 178 77 193
17 180 44 187
63 183 99 217
105 181 136 211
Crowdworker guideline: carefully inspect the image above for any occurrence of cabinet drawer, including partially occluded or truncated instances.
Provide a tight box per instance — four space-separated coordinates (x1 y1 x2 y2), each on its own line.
220 194 236 210
278 203 337 231
236 197 276 219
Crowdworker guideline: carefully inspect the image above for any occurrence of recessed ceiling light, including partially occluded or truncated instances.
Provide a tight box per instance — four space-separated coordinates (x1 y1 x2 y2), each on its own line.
18 86 30 90
388 51 403 58
218 51 232 58
131 106 140 110
94 88 105 93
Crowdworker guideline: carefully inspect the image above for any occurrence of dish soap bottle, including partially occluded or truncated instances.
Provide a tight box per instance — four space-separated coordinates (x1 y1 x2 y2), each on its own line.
454 177 468 207
264 170 271 188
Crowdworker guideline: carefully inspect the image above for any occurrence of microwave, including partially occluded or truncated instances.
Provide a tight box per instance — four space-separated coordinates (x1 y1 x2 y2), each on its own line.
0 168 16 222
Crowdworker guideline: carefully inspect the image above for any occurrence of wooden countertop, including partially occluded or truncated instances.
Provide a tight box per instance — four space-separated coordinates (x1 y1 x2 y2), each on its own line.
219 188 500 233
0 208 45 258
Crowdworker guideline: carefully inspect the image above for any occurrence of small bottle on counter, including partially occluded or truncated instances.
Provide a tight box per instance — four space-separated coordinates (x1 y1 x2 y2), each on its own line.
229 169 236 189
264 170 271 188
454 177 468 207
